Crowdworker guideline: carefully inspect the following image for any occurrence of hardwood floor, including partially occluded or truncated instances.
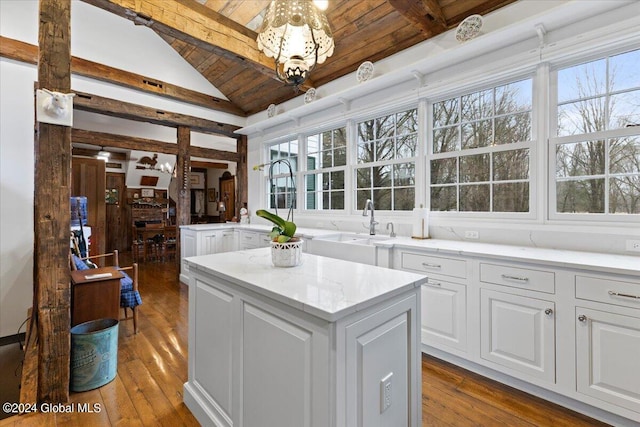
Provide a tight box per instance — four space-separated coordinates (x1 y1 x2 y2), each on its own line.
1 256 609 426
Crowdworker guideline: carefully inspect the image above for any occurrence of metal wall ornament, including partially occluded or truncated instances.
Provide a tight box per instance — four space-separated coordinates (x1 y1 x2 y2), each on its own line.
455 14 484 43
304 88 317 104
267 103 277 117
257 0 335 91
356 61 374 83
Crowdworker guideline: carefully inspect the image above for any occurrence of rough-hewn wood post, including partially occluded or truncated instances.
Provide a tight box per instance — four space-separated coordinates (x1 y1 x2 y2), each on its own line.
176 126 191 279
236 135 248 217
35 0 72 402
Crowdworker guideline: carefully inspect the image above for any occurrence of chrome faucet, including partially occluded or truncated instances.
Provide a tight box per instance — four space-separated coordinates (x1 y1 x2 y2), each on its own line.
362 199 378 235
386 222 396 237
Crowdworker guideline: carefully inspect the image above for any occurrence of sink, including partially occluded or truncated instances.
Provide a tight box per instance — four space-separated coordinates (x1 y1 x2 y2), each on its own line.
306 233 392 265
345 236 391 246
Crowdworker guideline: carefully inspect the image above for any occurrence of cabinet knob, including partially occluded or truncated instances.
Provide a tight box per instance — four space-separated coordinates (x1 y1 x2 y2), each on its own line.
545 308 553 315
578 314 587 322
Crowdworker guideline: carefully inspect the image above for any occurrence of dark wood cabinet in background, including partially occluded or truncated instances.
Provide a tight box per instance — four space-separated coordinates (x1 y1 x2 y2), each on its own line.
72 157 106 256
106 173 127 252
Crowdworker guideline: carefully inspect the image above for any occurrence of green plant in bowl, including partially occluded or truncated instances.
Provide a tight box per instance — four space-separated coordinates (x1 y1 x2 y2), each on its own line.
256 209 297 243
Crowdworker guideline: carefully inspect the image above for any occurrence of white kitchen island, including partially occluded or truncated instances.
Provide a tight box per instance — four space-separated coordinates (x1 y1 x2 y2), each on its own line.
183 247 427 427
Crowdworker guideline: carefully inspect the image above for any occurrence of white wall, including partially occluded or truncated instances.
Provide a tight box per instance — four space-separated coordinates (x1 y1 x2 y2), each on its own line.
245 1 640 255
0 0 246 338
0 59 36 338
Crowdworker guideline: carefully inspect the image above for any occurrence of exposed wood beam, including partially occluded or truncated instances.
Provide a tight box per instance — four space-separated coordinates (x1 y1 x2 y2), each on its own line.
72 147 128 160
72 129 177 154
81 0 281 83
35 0 71 403
387 0 447 35
71 128 240 163
191 160 229 169
190 145 239 163
0 36 246 116
73 91 241 137
176 126 191 278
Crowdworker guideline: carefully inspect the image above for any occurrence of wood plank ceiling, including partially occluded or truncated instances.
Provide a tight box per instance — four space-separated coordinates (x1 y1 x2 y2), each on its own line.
85 0 517 117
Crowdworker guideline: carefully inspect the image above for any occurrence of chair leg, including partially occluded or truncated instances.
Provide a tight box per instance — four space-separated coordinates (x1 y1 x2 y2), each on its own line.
133 307 138 334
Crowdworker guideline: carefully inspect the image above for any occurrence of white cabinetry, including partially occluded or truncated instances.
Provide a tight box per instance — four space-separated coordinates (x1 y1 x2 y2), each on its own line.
184 250 423 427
180 228 198 284
393 242 639 425
200 229 219 256
238 230 271 250
576 307 640 414
219 230 237 253
238 230 260 250
478 262 556 383
575 274 640 416
179 226 221 284
396 250 468 356
480 289 555 383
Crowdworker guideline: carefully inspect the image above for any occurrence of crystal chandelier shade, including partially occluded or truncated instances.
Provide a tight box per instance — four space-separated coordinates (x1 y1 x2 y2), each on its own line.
257 0 334 88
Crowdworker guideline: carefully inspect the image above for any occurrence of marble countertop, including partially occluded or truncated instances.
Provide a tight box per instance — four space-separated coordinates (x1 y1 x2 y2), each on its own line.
374 237 640 276
180 222 639 276
185 248 427 322
180 222 339 238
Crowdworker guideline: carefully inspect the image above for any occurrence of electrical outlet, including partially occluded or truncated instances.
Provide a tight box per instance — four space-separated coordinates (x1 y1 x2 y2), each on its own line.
380 372 392 413
626 240 640 252
464 230 479 239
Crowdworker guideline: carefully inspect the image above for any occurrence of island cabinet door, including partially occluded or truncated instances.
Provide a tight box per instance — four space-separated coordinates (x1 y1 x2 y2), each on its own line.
343 292 420 427
192 279 234 423
576 307 640 414
180 230 197 282
240 302 329 427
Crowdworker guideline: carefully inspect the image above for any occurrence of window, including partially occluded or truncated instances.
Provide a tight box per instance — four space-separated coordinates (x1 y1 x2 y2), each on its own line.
267 139 298 210
552 49 640 215
355 108 417 210
305 127 347 210
430 79 533 212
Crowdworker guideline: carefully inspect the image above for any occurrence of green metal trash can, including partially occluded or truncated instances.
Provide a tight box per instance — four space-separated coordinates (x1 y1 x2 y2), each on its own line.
70 318 119 392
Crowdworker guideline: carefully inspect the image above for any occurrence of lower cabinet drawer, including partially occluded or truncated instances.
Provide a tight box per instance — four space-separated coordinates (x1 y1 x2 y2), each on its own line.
401 252 467 279
480 263 555 294
239 231 259 249
576 275 640 310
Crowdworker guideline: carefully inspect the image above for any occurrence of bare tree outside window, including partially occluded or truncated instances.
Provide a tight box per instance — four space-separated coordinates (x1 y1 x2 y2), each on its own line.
431 79 532 212
305 128 347 210
555 48 640 215
267 139 298 210
356 108 417 210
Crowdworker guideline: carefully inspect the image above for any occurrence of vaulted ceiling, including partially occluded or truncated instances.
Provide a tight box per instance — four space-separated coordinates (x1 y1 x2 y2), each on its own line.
83 0 517 117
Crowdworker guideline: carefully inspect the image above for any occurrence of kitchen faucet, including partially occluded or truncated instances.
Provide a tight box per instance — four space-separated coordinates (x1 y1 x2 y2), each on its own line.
362 199 378 235
386 222 396 237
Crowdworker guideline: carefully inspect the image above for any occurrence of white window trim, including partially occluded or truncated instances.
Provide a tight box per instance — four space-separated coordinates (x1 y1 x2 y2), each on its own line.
548 49 640 223
426 74 537 220
302 126 348 212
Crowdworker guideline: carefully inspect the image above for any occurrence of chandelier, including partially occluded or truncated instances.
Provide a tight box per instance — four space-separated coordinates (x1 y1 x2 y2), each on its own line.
257 0 334 90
